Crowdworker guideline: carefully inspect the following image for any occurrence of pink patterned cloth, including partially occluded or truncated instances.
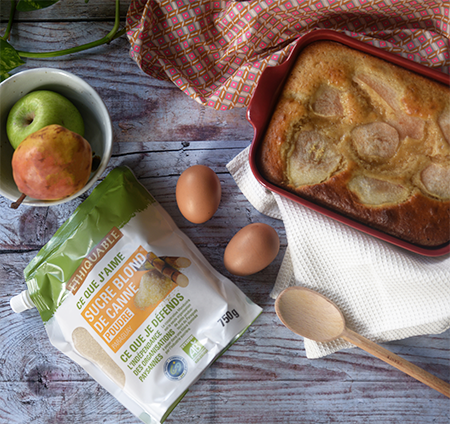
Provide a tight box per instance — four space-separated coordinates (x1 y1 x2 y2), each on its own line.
126 0 449 110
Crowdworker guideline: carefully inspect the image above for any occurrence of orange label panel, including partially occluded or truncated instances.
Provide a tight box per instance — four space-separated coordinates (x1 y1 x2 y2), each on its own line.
81 246 176 353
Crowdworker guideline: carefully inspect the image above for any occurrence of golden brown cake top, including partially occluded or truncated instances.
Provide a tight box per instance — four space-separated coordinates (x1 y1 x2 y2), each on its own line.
258 41 450 246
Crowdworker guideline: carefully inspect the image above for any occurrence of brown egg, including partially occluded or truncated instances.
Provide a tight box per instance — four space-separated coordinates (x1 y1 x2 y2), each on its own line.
224 223 280 276
176 165 221 224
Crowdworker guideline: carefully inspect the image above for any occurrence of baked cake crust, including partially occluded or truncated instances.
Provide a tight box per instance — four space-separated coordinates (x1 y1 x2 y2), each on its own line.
258 41 450 247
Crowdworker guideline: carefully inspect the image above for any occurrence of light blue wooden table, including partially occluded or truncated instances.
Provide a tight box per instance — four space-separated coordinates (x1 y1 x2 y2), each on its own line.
0 1 448 423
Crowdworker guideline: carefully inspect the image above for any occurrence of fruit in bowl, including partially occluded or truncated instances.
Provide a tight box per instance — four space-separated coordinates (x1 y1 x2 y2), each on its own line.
11 125 92 207
6 90 85 149
5 87 91 208
0 68 113 208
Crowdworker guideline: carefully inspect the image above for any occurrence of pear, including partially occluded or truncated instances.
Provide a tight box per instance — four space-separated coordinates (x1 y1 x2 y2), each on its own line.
11 124 92 204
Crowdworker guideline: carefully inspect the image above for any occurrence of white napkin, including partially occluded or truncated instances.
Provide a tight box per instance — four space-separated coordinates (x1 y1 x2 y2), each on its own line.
227 147 450 358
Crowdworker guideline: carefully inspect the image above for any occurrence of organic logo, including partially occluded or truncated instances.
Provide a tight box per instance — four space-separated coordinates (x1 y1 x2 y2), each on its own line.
164 356 188 381
181 335 208 363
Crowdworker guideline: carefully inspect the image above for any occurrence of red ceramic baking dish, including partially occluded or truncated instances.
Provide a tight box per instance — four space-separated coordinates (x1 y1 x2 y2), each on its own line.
248 29 450 257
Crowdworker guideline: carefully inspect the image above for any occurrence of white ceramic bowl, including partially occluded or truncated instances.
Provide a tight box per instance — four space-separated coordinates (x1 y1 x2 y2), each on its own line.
0 67 113 207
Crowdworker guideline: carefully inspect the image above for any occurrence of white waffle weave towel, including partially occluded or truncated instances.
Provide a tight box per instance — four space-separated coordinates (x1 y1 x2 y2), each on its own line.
227 147 450 358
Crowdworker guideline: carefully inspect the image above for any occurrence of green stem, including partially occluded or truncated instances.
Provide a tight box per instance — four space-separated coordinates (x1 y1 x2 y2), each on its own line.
16 0 125 59
2 0 16 41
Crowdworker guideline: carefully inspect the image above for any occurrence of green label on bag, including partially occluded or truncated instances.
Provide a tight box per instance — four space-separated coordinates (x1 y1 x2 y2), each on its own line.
181 335 208 363
24 167 155 323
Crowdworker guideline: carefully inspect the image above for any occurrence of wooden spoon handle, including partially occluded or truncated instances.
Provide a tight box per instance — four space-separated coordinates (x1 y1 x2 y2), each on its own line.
342 328 450 398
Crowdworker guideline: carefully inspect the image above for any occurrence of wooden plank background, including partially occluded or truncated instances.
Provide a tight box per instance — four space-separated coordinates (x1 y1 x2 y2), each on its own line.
0 1 449 423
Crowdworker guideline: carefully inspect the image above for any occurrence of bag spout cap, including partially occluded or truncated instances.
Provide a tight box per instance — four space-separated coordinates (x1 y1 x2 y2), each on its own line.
10 290 35 313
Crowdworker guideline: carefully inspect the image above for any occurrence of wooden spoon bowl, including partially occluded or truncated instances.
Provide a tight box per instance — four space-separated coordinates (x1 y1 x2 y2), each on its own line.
275 286 345 342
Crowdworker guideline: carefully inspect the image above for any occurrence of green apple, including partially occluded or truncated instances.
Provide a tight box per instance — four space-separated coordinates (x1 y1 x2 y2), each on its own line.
6 90 85 149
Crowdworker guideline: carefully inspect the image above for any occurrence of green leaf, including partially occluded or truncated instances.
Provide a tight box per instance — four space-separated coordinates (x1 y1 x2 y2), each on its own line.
16 0 60 12
0 39 25 76
1 71 11 82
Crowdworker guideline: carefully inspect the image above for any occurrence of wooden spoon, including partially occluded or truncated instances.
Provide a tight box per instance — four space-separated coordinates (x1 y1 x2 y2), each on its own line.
275 286 450 398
